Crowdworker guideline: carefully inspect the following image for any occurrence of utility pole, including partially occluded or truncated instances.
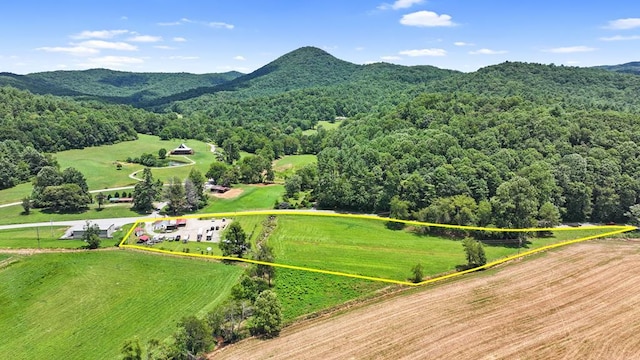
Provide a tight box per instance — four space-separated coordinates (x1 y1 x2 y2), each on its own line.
36 227 40 249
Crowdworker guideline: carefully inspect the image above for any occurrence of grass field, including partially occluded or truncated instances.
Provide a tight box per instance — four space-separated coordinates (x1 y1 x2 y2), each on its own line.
273 155 317 180
0 251 242 360
0 227 76 248
267 215 616 282
200 185 284 213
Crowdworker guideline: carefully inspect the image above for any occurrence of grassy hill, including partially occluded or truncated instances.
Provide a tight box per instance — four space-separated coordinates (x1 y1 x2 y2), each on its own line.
0 251 242 360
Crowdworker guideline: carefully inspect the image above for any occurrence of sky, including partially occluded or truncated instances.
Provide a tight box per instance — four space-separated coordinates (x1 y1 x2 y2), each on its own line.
1 0 639 74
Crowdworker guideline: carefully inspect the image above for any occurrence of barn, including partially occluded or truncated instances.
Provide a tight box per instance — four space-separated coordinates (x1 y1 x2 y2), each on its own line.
170 144 194 155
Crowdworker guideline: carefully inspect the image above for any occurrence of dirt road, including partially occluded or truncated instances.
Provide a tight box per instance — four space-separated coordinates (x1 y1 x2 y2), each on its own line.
211 239 640 360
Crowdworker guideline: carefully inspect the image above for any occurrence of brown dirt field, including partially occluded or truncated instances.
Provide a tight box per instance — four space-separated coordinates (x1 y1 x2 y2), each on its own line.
211 188 243 199
211 239 640 360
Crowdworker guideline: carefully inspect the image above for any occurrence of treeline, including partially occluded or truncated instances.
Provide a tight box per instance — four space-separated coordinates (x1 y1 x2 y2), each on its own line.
315 92 640 226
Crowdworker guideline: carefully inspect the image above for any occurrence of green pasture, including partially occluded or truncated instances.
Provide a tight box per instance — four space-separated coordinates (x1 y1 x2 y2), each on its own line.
268 215 617 282
302 119 343 135
200 185 284 213
273 154 317 180
0 251 242 360
0 227 75 248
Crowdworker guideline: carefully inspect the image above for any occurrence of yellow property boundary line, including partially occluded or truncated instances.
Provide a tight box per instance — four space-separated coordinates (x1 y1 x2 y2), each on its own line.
118 211 637 286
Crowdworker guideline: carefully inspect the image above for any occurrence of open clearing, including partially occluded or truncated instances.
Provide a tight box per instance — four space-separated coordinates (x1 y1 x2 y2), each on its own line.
212 239 640 360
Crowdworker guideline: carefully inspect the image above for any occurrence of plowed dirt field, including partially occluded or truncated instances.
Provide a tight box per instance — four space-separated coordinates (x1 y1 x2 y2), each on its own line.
211 239 640 360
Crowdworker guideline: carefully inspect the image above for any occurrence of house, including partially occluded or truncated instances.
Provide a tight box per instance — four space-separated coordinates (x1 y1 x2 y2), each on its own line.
109 197 133 203
137 235 150 243
170 143 194 155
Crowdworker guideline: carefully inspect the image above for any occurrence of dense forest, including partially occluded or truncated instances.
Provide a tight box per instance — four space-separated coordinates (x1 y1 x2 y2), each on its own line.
1 46 639 227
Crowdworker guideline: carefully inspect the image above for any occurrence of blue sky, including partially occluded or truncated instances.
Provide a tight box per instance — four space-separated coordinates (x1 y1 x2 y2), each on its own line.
1 0 639 74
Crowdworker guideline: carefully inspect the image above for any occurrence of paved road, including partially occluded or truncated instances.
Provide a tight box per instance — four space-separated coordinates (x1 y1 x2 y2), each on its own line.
0 216 155 231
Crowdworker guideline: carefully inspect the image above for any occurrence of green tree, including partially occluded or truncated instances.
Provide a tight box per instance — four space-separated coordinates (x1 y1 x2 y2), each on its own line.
220 222 249 257
248 290 282 338
61 167 89 194
174 316 212 357
538 201 561 228
410 263 424 283
624 204 640 226
388 195 410 229
95 193 107 210
40 183 91 212
206 162 229 183
164 176 186 215
490 176 539 229
255 244 276 286
158 148 167 159
132 168 162 213
462 237 486 267
83 221 101 249
21 196 31 215
120 338 142 360
284 174 302 198
222 138 241 164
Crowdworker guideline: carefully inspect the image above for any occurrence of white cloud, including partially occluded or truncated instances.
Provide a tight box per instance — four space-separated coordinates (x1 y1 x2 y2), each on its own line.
400 11 455 27
154 45 176 50
234 55 246 61
36 46 99 56
543 46 596 53
71 30 129 39
599 35 640 41
209 22 234 29
158 21 182 26
159 18 234 29
378 0 424 10
77 40 137 51
605 18 640 30
469 48 508 55
173 37 187 42
399 48 447 56
454 41 474 46
128 35 163 42
381 55 402 61
565 60 580 65
355 46 365 51
80 56 144 68
169 56 199 60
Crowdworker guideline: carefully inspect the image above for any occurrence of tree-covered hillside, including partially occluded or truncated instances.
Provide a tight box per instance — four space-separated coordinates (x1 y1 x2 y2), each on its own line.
314 61 640 225
596 61 640 76
0 69 243 104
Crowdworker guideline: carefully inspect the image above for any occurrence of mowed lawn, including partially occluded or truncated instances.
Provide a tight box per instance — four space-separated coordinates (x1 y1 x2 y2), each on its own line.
268 215 616 282
0 251 242 360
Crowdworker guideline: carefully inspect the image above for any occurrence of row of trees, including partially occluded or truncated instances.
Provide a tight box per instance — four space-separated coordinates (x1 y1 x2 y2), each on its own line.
132 167 207 214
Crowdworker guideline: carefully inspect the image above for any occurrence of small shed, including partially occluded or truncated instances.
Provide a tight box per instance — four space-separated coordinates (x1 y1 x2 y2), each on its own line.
210 185 230 193
134 227 144 236
69 223 116 239
170 144 194 155
138 235 150 243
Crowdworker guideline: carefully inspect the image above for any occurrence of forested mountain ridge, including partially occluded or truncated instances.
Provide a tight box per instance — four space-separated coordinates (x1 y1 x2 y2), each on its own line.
0 69 243 105
595 61 640 75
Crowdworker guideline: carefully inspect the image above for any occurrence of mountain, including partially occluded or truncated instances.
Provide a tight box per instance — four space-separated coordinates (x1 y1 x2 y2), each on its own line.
595 61 640 75
0 69 243 104
148 46 458 107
